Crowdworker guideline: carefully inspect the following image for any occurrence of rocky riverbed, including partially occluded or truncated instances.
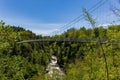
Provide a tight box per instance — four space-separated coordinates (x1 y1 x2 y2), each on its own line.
46 55 64 79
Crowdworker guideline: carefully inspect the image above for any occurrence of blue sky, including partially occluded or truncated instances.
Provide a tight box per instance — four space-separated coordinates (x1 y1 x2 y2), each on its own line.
0 0 120 35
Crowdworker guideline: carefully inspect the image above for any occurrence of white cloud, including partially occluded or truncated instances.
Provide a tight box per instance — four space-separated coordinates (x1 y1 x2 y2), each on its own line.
1 10 120 36
0 0 120 36
31 29 59 36
0 17 65 35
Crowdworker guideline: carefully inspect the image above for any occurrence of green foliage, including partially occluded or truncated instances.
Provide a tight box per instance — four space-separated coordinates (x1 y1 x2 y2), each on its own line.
0 55 27 80
0 20 120 80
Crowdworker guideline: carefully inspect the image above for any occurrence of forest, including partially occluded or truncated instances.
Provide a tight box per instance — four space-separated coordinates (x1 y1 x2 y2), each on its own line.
0 19 120 80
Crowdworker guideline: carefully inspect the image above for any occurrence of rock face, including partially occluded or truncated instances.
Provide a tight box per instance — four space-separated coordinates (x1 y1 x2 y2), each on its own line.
46 55 64 79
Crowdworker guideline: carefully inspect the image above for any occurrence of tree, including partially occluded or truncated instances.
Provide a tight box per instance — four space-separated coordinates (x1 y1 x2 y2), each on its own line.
111 0 120 17
82 8 109 80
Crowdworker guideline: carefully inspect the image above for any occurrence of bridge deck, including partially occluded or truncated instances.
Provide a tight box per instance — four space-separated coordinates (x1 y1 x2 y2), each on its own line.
17 38 110 44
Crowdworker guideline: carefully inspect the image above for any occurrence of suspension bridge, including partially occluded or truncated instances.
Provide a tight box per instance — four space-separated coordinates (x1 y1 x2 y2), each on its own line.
17 38 100 44
17 38 120 44
16 1 119 80
16 0 119 44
